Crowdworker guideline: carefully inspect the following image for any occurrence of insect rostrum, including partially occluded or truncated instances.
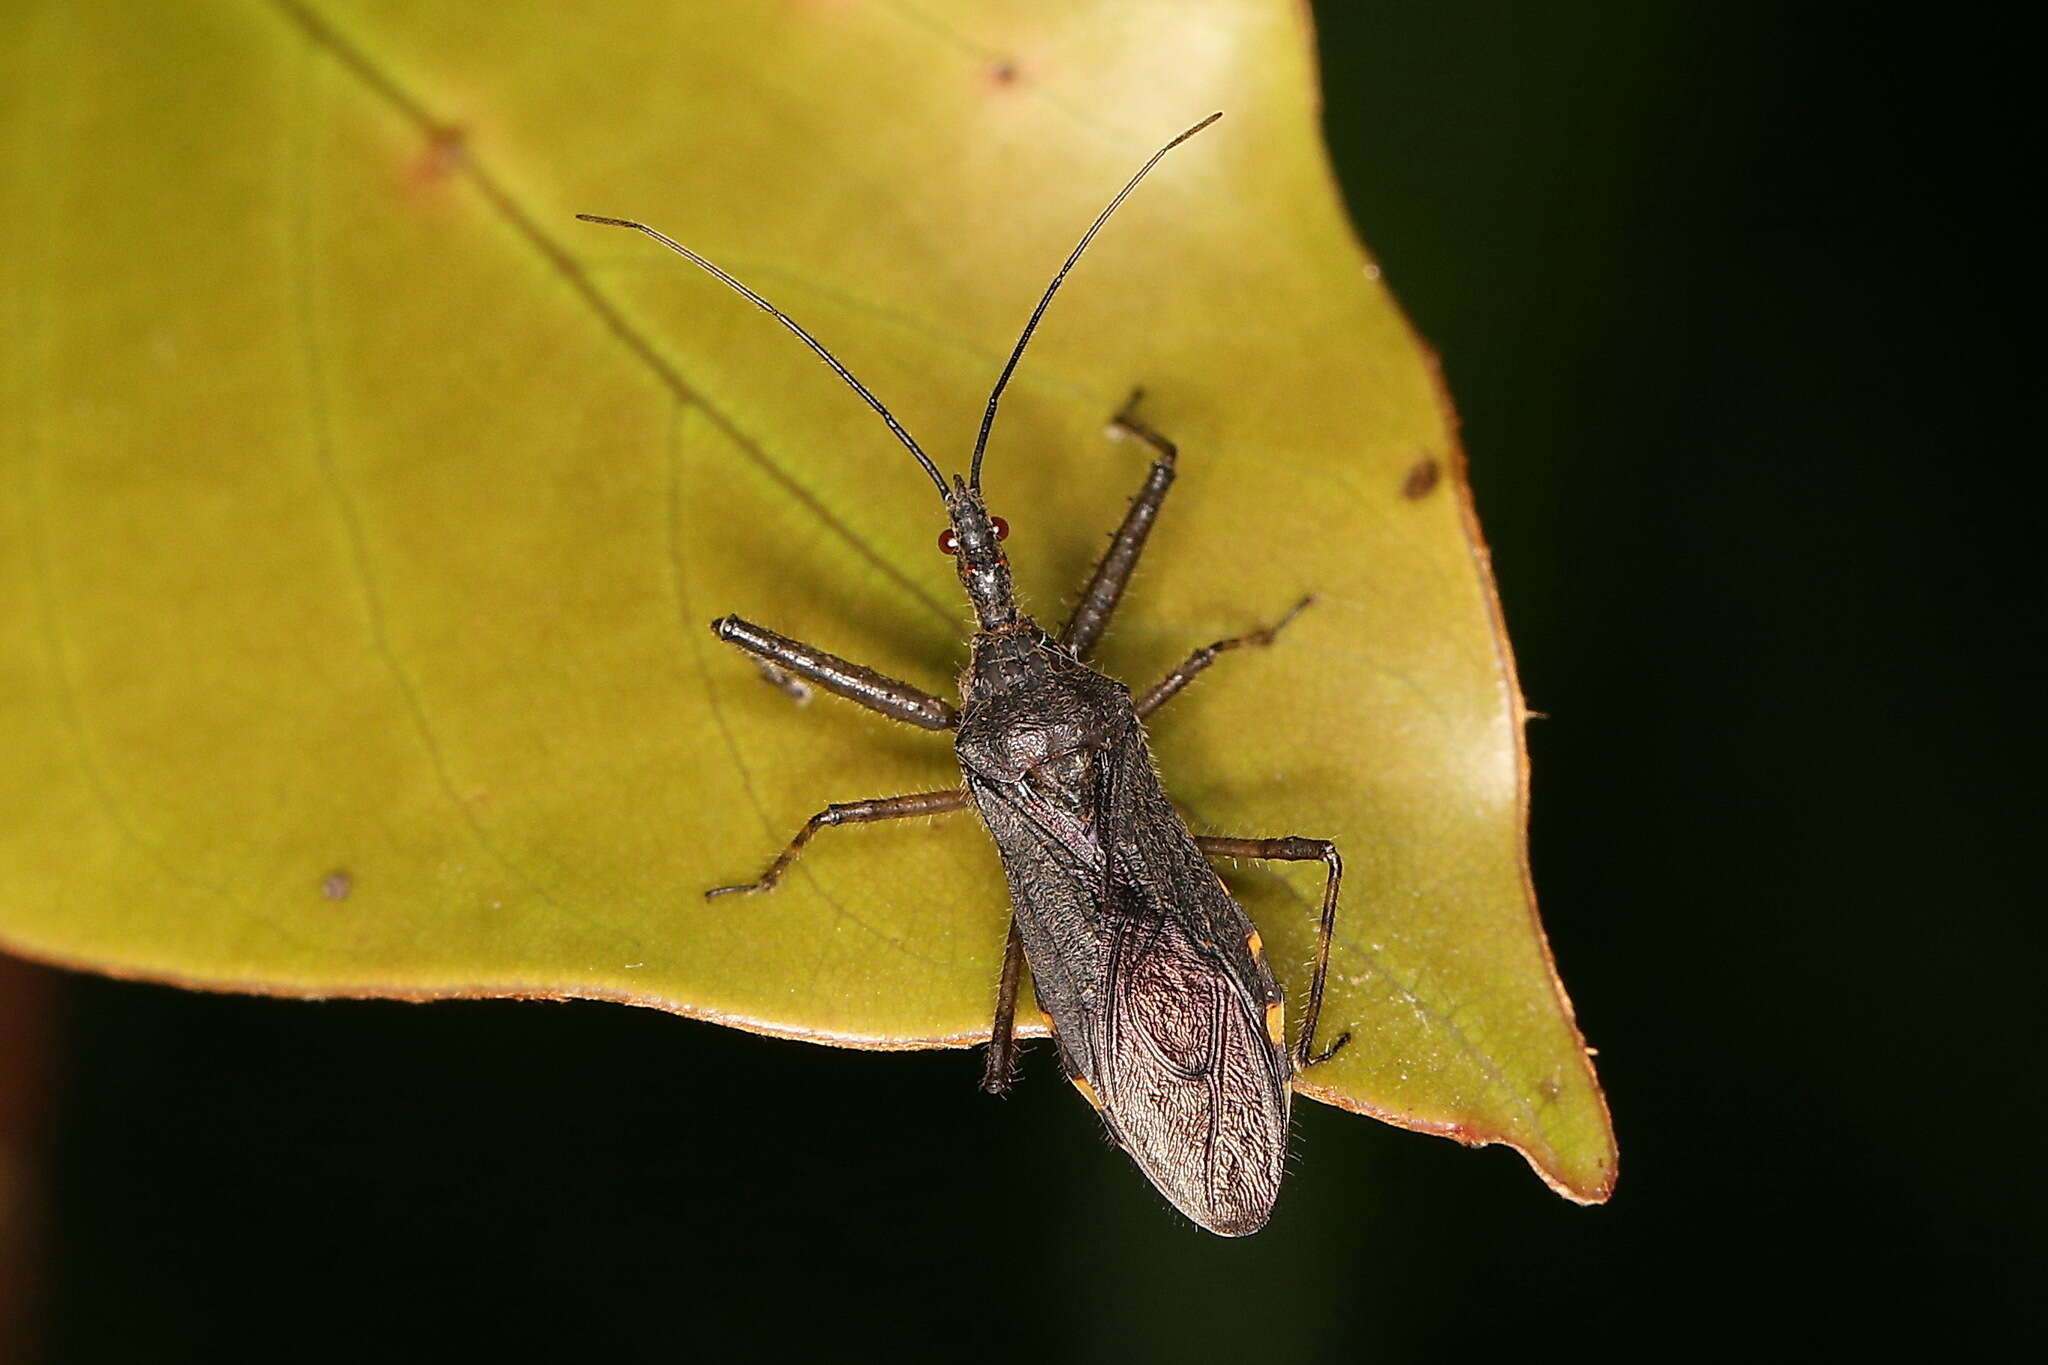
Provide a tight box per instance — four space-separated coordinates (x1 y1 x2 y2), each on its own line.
579 114 1348 1236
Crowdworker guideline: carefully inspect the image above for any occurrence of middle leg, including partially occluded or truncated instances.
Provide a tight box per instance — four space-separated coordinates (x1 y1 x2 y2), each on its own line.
706 789 968 898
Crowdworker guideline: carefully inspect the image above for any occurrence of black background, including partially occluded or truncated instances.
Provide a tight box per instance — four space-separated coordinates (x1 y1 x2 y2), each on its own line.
26 4 2040 1360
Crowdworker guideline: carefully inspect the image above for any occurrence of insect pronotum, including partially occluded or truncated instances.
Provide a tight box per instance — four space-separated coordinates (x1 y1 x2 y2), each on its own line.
579 112 1349 1236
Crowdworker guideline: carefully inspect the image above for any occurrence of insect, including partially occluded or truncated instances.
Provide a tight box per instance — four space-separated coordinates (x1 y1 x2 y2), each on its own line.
579 113 1348 1236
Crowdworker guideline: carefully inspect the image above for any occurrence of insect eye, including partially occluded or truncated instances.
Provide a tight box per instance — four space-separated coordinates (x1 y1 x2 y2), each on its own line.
992 516 1009 541
938 528 959 556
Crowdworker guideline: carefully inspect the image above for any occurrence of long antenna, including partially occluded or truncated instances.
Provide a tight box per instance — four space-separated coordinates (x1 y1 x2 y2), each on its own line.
968 111 1222 491
575 213 951 499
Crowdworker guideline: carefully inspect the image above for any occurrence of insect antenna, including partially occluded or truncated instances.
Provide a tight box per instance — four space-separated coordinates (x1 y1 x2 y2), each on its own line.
968 111 1222 492
575 213 951 499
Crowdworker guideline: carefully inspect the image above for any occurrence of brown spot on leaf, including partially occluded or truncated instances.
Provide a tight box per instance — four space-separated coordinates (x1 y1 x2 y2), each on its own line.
988 58 1020 86
320 870 353 902
407 123 467 189
427 123 466 171
1402 456 1441 500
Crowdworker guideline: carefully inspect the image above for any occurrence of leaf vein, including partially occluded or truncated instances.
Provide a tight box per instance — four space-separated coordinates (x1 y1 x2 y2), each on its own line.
269 0 956 630
288 53 643 957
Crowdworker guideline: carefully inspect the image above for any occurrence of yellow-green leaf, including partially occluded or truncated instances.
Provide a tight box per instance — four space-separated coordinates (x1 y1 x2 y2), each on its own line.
0 0 1614 1201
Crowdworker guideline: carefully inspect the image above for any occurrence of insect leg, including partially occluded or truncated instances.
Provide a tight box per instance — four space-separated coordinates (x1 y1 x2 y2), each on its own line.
1134 596 1314 719
705 789 969 898
978 922 1028 1095
713 615 957 729
1060 390 1177 660
1192 835 1351 1069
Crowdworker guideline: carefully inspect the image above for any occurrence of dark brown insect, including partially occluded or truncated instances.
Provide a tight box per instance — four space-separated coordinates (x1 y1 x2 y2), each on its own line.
579 113 1347 1235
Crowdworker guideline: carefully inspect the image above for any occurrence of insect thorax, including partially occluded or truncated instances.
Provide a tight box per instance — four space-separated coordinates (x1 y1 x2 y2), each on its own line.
955 626 1133 786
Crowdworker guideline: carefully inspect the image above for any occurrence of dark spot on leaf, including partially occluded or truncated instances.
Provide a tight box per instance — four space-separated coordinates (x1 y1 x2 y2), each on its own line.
1538 1075 1562 1100
989 58 1020 86
320 870 353 902
413 123 467 181
1402 457 1441 500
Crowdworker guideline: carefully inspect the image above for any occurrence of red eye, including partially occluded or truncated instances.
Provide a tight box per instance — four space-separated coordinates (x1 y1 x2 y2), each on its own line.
938 528 959 556
992 516 1009 541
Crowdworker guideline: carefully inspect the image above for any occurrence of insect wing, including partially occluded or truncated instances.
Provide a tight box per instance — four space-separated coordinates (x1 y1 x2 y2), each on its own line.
958 654 1295 1235
1096 890 1293 1235
1093 740 1292 1234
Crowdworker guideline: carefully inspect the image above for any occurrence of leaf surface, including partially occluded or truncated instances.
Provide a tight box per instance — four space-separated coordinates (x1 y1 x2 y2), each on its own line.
0 0 1613 1200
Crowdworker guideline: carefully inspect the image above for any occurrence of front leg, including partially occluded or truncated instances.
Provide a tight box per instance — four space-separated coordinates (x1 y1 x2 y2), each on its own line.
1194 834 1349 1070
712 615 957 730
1060 390 1177 661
